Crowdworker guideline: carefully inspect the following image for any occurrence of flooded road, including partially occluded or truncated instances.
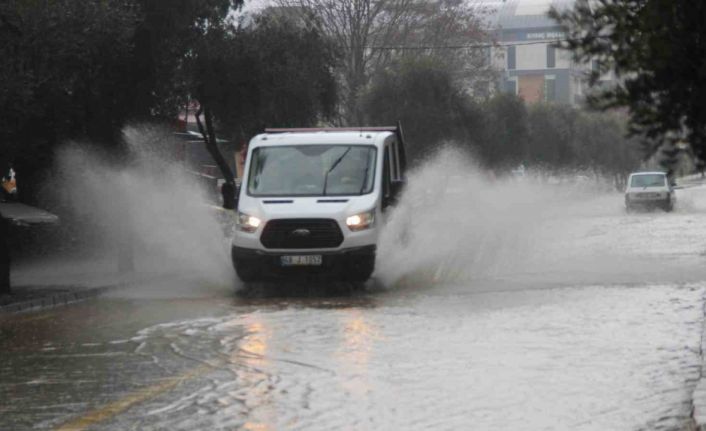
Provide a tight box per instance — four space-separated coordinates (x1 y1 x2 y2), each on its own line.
4 180 706 430
1 280 703 430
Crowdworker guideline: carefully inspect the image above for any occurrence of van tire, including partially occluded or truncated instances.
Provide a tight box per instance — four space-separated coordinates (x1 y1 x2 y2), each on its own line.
234 260 260 282
232 248 260 282
345 255 375 282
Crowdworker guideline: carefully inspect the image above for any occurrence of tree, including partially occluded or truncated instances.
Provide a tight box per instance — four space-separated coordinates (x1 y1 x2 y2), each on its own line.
128 0 245 119
361 58 483 162
573 111 640 178
184 12 339 184
124 0 246 192
549 1 706 167
275 0 491 124
480 93 529 169
0 0 249 201
0 0 139 201
526 104 578 168
191 15 339 142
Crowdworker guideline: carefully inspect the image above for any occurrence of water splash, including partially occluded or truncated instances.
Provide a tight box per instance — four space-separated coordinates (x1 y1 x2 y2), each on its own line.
50 125 233 286
375 146 658 289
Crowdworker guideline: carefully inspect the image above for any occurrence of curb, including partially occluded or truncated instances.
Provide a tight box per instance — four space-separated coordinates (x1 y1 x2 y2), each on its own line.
0 284 122 315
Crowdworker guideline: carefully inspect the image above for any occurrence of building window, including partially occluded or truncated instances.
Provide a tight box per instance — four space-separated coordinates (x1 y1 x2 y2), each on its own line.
544 76 556 102
592 59 600 72
547 45 555 68
507 46 516 70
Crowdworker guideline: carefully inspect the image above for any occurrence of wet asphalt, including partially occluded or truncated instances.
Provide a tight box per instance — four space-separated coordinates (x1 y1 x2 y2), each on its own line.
4 187 706 430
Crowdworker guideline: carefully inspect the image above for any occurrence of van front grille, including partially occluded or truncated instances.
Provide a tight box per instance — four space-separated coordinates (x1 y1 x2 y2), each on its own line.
260 219 344 249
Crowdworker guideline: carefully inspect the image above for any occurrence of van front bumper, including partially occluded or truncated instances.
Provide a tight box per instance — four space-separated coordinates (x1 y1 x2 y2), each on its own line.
231 245 376 281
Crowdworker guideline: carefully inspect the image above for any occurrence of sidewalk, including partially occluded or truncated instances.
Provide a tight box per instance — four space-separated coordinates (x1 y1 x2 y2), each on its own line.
0 257 161 314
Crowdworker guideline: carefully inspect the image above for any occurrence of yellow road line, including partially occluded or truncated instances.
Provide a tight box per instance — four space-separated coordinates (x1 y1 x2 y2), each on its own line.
55 364 212 431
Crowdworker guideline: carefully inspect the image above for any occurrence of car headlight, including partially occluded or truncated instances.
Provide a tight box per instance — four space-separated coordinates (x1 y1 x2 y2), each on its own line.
236 212 262 233
346 209 375 231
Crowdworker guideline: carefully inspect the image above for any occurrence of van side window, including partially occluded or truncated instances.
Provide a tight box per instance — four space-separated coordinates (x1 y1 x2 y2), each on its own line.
390 140 399 181
383 145 391 198
395 141 402 180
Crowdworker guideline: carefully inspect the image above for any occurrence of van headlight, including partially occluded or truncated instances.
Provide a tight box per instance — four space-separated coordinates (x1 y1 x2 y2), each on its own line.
346 209 375 231
237 212 262 233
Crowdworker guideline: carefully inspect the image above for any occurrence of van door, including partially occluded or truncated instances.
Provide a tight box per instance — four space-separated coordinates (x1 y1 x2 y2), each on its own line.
382 138 404 210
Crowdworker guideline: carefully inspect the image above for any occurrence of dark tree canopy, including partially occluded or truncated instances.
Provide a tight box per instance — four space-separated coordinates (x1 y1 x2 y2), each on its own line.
130 0 245 118
0 0 337 200
550 0 706 165
361 58 483 163
361 56 639 176
191 15 339 144
0 0 140 199
480 94 529 168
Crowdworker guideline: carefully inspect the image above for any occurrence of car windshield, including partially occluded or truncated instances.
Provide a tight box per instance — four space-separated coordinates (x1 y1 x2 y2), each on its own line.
630 174 666 188
247 145 377 197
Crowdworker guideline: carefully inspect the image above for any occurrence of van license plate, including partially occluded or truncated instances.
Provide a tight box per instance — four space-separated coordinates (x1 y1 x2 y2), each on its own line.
280 255 322 266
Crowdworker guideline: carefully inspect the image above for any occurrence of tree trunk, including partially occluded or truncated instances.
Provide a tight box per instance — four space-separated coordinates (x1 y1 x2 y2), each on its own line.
196 104 237 208
196 105 235 185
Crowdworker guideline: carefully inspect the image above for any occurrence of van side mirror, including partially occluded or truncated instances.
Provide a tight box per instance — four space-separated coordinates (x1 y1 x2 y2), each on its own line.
221 182 237 210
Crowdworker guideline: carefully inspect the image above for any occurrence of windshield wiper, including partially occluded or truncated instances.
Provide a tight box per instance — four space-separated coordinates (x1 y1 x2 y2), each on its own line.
359 162 370 195
323 147 351 196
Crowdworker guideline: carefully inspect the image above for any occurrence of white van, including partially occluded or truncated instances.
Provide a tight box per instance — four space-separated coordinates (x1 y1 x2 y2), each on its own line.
230 126 407 282
624 171 675 212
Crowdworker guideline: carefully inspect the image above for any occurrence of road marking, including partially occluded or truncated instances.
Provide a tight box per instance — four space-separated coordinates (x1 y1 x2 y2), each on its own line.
55 363 212 431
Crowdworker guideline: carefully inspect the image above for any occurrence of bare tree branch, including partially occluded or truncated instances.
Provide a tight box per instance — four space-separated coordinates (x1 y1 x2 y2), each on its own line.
274 0 494 123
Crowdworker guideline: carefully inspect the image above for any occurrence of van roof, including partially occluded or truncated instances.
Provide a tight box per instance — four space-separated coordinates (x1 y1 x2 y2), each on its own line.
630 171 667 176
251 130 394 146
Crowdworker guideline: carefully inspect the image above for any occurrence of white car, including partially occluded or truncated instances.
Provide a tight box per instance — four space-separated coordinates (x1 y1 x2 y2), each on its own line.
624 171 675 212
230 126 407 283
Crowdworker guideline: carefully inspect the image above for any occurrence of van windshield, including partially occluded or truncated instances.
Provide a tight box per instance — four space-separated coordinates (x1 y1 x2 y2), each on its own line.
630 174 666 188
247 145 377 197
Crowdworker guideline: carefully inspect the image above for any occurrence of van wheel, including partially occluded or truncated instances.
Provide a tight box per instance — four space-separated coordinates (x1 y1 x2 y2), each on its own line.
346 255 375 282
234 261 259 282
231 248 260 282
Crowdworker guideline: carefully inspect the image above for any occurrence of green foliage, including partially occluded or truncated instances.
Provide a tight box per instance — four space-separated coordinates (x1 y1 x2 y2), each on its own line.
550 0 706 164
361 58 484 162
0 0 139 199
526 104 578 168
480 94 529 168
1 0 341 199
573 111 638 175
191 15 339 144
362 58 638 175
129 0 244 118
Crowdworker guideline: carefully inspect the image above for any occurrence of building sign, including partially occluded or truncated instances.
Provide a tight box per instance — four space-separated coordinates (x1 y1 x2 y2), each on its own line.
526 31 565 40
502 28 566 42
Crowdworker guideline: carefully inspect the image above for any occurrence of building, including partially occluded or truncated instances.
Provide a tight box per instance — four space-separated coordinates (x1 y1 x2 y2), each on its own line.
490 0 612 106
